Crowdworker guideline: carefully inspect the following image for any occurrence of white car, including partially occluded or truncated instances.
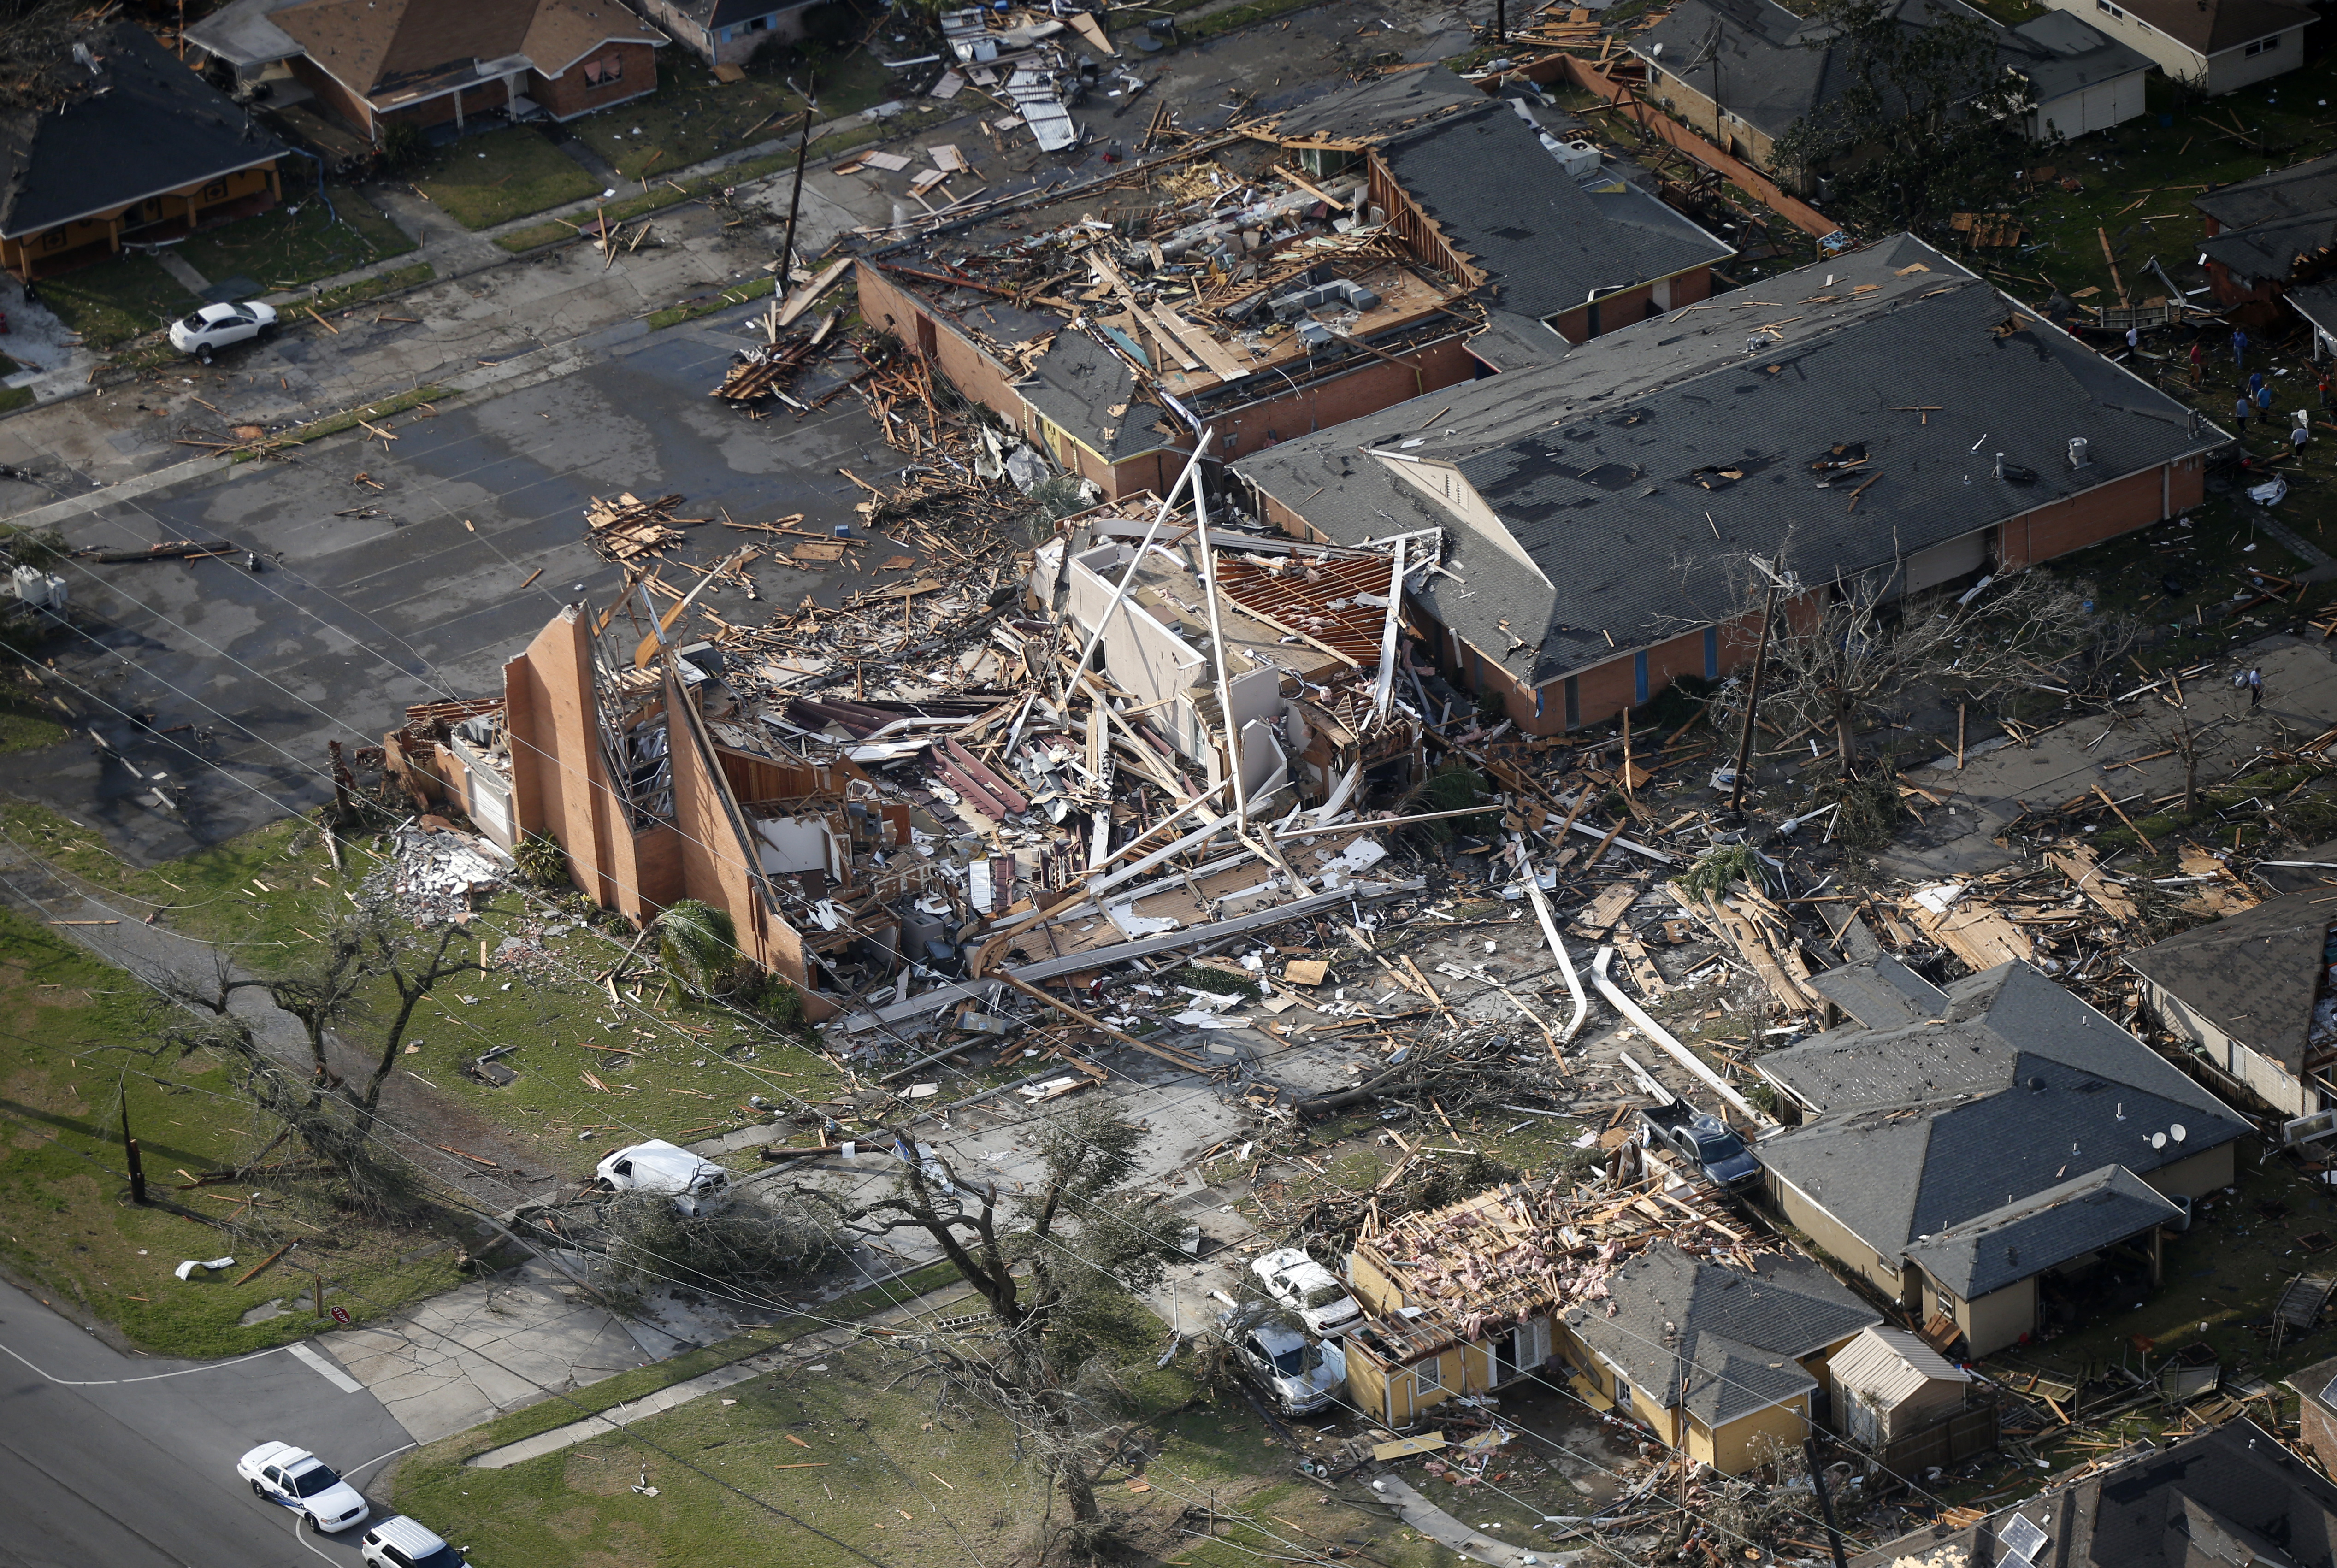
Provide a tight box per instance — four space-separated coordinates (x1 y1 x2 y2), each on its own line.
1223 1315 1347 1415
168 300 277 360
360 1514 468 1568
596 1139 733 1214
1253 1246 1362 1337
235 1441 369 1533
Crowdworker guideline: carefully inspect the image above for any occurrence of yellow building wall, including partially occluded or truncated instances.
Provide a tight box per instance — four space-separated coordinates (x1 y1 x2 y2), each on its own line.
0 164 277 277
1768 1173 1913 1301
1348 1250 1408 1315
2143 1143 2237 1202
1698 1397 1812 1476
1950 1277 2037 1357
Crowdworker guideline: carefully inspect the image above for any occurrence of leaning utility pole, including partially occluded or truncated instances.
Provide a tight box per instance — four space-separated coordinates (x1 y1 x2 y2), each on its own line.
121 1102 146 1205
1727 560 1787 816
1804 1438 1851 1568
775 74 818 312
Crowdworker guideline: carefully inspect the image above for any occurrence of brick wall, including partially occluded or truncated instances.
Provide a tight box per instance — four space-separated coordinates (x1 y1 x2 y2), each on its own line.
292 57 378 139
1997 460 2190 567
378 77 512 135
531 41 660 120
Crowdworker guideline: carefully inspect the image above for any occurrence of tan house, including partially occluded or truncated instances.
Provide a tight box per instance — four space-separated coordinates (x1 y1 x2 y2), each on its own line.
188 0 664 139
1826 1326 1974 1450
1756 957 2248 1356
1556 1243 1879 1476
0 24 286 281
2036 0 2313 95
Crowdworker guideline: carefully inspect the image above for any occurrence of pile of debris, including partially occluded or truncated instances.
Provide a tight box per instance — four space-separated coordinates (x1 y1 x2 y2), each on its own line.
370 822 508 925
586 493 692 562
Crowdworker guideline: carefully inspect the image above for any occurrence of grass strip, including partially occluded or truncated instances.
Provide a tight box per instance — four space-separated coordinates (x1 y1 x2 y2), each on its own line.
234 384 455 458
648 275 778 330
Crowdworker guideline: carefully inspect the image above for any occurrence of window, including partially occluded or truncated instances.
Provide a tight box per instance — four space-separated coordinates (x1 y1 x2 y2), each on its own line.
2246 33 2280 53
1633 649 1649 705
582 51 624 84
746 12 770 28
1703 625 1719 680
2094 0 2123 16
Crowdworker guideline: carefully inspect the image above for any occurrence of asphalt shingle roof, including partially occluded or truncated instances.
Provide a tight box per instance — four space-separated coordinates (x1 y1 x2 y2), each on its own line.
1562 1244 1878 1427
2125 890 2333 1075
2198 153 2337 288
1806 952 1950 1031
1233 235 2224 690
1263 64 1487 145
1754 962 2249 1282
1850 1419 2337 1568
1900 1163 2178 1298
1376 101 1733 329
0 22 286 239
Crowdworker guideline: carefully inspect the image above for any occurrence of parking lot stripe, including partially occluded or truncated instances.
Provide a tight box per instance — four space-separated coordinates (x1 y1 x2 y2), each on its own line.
285 1342 365 1394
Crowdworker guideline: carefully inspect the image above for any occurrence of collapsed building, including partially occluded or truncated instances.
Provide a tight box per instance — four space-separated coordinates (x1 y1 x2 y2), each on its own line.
853 65 1732 497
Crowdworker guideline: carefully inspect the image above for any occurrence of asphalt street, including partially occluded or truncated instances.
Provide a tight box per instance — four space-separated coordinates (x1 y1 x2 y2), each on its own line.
0 1282 415 1568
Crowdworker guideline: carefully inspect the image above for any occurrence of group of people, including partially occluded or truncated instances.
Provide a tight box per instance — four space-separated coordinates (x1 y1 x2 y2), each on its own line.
2175 325 2325 455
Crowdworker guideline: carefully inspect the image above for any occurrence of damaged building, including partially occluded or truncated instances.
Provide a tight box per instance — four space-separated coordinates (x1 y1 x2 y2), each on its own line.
852 65 1731 497
1233 233 2225 735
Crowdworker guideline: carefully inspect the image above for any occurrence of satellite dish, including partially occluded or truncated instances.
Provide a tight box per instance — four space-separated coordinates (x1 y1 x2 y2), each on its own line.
2152 1132 2167 1149
2171 1124 2187 1143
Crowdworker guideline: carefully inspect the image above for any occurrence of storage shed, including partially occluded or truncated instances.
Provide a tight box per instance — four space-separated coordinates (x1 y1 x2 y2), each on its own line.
1828 1326 1971 1448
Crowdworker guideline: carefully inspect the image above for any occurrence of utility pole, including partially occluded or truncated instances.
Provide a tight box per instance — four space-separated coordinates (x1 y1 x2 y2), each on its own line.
120 1102 146 1205
775 74 818 321
1494 0 1505 43
1803 1438 1851 1568
1727 569 1783 816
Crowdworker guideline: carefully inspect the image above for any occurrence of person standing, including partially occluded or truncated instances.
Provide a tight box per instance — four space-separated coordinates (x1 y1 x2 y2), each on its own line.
2125 324 2141 355
2248 370 2266 401
2248 668 2263 708
2189 339 2206 384
2293 419 2310 459
2321 367 2333 409
2236 392 2251 432
2233 325 2250 370
2259 382 2276 418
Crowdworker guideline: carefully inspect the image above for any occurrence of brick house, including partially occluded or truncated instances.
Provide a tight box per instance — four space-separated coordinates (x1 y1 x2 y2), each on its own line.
1232 233 2224 737
0 23 286 281
188 0 663 139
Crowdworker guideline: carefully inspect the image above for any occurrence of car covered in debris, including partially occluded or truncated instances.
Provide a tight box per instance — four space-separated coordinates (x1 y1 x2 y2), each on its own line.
1220 1314 1346 1415
168 300 277 361
594 1139 733 1214
1251 1247 1361 1338
1639 1098 1763 1191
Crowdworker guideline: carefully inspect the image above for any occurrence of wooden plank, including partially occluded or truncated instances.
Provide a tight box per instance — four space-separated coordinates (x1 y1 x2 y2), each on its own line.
2047 846 2140 923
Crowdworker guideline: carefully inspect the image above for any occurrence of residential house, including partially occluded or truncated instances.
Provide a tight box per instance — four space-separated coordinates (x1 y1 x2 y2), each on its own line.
187 0 664 139
629 0 829 66
1826 1325 1979 1451
852 67 1731 498
1230 233 2222 736
2288 1351 2337 1476
0 23 286 281
1752 956 2249 1356
1851 1417 2337 1567
1630 0 2149 188
2036 0 2312 96
2125 844 2337 1123
2194 154 2337 314
1555 1243 1879 1476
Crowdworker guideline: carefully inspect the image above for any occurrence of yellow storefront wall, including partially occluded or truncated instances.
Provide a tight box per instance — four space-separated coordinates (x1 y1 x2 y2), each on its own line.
0 164 277 279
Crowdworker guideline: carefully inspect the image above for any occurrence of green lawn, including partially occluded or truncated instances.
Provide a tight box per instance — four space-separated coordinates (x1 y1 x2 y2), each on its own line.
176 186 416 291
414 125 604 230
0 685 66 752
569 50 894 183
37 253 198 348
0 906 466 1356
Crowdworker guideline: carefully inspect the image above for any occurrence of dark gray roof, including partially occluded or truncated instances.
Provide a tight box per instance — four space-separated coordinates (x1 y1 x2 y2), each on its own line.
1807 952 1949 1030
1631 0 2140 148
2197 153 2337 288
1849 1418 2337 1568
1263 64 1488 145
1561 1244 1878 1427
1377 101 1733 329
1755 962 2249 1273
1232 234 2225 690
1021 328 1185 464
2259 838 2337 897
1901 1163 2178 1299
2125 891 2333 1074
0 23 285 239
2289 283 2337 345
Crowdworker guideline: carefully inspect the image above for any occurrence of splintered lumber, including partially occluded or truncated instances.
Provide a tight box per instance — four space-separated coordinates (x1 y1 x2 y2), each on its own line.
1567 876 1646 939
585 492 689 561
1686 887 1821 1012
2048 845 2140 922
714 334 816 401
1906 896 2034 971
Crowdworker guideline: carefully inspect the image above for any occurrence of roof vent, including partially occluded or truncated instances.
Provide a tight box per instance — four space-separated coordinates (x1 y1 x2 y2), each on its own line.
2028 1075 2047 1091
2067 436 2091 468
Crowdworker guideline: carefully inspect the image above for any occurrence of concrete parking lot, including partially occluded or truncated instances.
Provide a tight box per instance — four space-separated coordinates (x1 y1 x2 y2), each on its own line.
14 305 903 861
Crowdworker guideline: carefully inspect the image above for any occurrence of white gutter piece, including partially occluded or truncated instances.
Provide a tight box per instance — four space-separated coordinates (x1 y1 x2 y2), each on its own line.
1592 947 1770 1126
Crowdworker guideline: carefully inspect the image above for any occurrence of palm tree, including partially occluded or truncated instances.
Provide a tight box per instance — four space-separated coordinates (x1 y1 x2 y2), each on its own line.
654 900 738 1003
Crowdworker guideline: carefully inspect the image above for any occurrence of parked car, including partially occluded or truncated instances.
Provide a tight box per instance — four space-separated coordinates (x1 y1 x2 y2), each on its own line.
1251 1246 1361 1338
360 1515 468 1568
1222 1315 1346 1415
595 1139 733 1214
234 1441 369 1533
168 300 277 361
1639 1097 1762 1191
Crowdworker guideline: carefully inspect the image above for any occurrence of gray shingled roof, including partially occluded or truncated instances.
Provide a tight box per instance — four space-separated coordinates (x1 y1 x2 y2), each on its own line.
1754 963 2249 1274
2124 891 2333 1075
1805 952 1949 1031
1233 234 2225 691
0 22 286 239
1376 101 1733 329
2197 153 2337 288
1848 1418 2337 1568
1020 329 1187 464
1901 1163 2178 1299
1263 63 1487 145
1562 1244 1878 1427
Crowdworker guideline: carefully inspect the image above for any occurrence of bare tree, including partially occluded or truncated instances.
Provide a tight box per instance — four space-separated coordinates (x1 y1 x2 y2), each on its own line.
831 1100 1168 1549
2156 715 2227 815
1711 558 2123 783
258 900 475 1120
